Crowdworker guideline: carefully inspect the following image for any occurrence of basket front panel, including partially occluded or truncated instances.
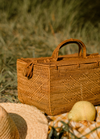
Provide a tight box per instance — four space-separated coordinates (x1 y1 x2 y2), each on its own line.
50 66 100 115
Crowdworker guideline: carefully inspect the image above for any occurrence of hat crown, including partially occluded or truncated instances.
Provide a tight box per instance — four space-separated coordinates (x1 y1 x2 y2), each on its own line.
0 106 20 139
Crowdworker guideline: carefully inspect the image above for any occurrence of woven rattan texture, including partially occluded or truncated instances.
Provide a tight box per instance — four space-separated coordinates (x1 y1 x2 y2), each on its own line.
50 66 100 115
17 59 100 115
17 39 100 116
17 60 50 114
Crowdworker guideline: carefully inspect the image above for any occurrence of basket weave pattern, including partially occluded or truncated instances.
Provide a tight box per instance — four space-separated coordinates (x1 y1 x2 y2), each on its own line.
17 62 50 114
17 39 100 115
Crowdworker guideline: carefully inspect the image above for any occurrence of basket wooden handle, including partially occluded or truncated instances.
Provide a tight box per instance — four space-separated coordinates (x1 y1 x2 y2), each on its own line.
52 38 87 61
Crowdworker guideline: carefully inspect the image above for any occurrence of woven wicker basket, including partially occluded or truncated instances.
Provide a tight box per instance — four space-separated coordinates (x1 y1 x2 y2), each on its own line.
17 38 100 115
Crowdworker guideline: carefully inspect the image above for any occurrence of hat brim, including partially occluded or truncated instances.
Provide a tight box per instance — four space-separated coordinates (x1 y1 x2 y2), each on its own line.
0 103 48 139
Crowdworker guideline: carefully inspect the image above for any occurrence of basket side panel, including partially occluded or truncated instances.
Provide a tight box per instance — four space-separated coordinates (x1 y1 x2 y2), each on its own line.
17 60 50 114
50 65 100 115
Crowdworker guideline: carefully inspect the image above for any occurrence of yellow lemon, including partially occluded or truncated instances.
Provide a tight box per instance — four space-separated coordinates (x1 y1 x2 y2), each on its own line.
68 101 96 122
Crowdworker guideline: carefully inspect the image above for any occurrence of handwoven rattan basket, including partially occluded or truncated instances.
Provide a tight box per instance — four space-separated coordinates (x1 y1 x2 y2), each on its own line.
17 38 100 115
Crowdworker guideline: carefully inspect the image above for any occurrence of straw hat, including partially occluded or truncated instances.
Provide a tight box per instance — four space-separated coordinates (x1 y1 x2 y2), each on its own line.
0 103 48 139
